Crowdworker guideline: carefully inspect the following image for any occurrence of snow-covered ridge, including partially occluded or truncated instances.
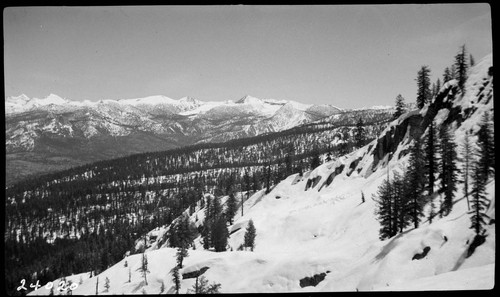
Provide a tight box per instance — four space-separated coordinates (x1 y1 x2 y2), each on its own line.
5 93 69 113
353 105 393 111
5 93 319 117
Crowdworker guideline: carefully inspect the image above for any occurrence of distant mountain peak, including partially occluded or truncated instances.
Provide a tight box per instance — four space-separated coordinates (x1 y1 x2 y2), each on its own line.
7 94 30 102
179 96 201 104
33 93 68 105
235 95 263 104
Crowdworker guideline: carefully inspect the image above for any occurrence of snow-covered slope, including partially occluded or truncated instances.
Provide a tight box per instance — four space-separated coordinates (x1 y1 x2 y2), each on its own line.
30 54 494 294
32 152 494 294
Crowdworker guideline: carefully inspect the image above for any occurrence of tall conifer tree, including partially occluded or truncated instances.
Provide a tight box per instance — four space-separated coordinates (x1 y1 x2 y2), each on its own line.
438 125 458 216
454 44 469 93
416 66 432 109
405 138 426 228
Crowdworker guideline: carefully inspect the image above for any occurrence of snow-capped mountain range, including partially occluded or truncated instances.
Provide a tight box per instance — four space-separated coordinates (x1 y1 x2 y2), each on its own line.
6 93 390 184
5 94 343 146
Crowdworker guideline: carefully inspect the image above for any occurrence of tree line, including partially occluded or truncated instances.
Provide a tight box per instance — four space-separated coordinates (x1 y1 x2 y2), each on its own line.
375 45 493 243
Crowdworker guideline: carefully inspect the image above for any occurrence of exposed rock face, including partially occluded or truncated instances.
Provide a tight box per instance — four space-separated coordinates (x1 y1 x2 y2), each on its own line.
299 272 328 288
467 235 487 258
182 266 210 279
370 80 460 173
346 157 362 177
412 246 431 260
370 112 422 172
305 176 322 191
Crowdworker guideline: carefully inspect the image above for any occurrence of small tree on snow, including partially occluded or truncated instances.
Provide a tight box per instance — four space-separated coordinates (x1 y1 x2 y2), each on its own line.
137 253 150 285
176 246 188 268
243 219 256 251
172 266 181 294
104 277 110 292
374 178 395 240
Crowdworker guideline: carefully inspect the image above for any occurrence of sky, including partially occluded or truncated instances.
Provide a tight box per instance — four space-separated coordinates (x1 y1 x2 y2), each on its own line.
3 4 492 109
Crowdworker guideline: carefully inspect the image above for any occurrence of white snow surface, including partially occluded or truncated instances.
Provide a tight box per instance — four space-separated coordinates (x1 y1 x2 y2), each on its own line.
33 158 494 294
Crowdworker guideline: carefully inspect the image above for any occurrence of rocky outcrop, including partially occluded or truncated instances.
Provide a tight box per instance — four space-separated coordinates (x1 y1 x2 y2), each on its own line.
370 81 460 173
182 266 210 279
412 246 431 260
305 176 322 191
299 271 329 288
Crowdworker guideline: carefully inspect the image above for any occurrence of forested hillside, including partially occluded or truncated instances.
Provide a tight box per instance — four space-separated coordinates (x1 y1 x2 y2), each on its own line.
4 107 393 294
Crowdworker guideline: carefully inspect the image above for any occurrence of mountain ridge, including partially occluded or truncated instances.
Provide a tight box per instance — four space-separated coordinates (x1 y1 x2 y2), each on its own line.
5 93 387 184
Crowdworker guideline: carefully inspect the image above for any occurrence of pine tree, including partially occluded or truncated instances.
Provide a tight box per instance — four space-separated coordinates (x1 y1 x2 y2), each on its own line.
225 192 237 225
435 78 441 96
461 131 473 210
470 162 489 236
172 266 181 294
470 54 475 67
438 125 458 216
393 171 410 233
137 253 150 285
354 117 366 148
374 178 394 240
425 121 438 195
450 64 457 80
477 112 494 181
168 213 196 249
176 246 188 268
128 266 131 283
454 44 469 93
405 138 426 228
424 121 438 222
393 94 406 120
211 217 228 252
443 67 452 83
104 277 110 292
243 219 257 251
416 65 432 109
